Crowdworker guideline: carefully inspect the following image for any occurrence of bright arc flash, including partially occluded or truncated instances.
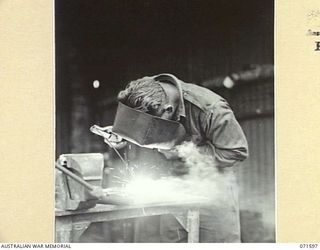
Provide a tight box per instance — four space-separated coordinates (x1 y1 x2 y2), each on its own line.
123 175 208 205
124 176 182 204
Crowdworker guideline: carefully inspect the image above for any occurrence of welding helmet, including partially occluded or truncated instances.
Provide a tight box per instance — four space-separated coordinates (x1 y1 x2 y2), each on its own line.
112 102 186 150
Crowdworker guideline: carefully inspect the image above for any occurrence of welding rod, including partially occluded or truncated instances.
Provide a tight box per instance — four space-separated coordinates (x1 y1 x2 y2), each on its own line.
55 162 95 191
103 136 128 168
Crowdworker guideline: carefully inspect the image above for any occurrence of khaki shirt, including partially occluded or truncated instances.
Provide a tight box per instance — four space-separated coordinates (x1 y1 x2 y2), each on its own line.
153 73 249 168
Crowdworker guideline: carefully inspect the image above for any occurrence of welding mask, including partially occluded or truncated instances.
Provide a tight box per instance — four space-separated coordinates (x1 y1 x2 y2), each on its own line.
112 102 186 150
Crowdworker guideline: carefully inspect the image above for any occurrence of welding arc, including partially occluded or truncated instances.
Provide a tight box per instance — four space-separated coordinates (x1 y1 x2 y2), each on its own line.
55 162 94 191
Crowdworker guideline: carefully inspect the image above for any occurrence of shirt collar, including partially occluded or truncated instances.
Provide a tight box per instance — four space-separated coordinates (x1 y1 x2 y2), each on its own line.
153 73 186 120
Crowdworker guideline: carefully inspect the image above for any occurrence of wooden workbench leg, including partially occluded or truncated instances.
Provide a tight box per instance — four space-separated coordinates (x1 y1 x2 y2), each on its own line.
133 219 140 243
55 217 72 243
187 209 200 243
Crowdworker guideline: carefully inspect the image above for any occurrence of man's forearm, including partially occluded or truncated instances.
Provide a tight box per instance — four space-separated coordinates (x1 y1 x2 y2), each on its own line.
198 142 248 168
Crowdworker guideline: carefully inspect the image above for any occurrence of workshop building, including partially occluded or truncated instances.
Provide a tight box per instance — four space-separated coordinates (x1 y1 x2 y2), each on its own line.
56 0 274 242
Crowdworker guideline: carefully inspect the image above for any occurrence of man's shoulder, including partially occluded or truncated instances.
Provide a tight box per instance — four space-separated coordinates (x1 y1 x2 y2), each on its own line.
180 81 225 111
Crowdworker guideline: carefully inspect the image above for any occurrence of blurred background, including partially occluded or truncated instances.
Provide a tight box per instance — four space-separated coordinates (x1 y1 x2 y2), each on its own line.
55 0 274 242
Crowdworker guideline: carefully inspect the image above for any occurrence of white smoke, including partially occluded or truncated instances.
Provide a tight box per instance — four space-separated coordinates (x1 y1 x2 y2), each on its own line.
124 142 232 205
174 142 231 202
176 141 220 180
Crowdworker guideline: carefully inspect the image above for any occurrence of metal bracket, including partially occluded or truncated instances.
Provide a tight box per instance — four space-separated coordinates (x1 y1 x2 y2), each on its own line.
72 221 91 242
172 211 188 232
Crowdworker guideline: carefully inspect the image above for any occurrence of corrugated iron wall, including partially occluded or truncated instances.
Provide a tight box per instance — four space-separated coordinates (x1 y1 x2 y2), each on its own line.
239 117 275 242
217 80 275 242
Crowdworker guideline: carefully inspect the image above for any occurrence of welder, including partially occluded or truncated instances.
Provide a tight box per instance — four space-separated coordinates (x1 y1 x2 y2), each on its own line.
104 73 248 242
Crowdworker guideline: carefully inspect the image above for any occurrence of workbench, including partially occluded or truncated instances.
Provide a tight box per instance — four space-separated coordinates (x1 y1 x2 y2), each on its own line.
55 202 201 243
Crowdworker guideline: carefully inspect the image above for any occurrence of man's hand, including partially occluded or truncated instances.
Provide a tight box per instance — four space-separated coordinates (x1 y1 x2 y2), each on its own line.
170 158 189 175
158 148 189 175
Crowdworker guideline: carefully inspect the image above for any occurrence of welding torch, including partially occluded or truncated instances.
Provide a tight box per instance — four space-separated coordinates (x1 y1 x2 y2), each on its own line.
89 124 135 180
90 125 128 167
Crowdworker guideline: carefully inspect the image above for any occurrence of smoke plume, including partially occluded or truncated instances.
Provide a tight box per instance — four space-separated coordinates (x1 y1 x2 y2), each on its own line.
124 141 233 205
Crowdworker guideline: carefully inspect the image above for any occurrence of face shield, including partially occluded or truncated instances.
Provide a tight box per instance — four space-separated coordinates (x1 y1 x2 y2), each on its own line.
112 102 186 150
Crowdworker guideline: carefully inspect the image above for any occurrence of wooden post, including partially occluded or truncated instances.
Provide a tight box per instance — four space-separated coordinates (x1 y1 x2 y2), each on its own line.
187 209 200 243
55 217 72 243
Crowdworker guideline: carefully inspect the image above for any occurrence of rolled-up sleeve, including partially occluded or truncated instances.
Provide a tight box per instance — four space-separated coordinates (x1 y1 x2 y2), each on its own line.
200 100 249 167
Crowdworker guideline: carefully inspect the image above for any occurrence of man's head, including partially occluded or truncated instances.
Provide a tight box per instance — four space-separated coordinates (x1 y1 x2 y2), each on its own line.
117 76 180 120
